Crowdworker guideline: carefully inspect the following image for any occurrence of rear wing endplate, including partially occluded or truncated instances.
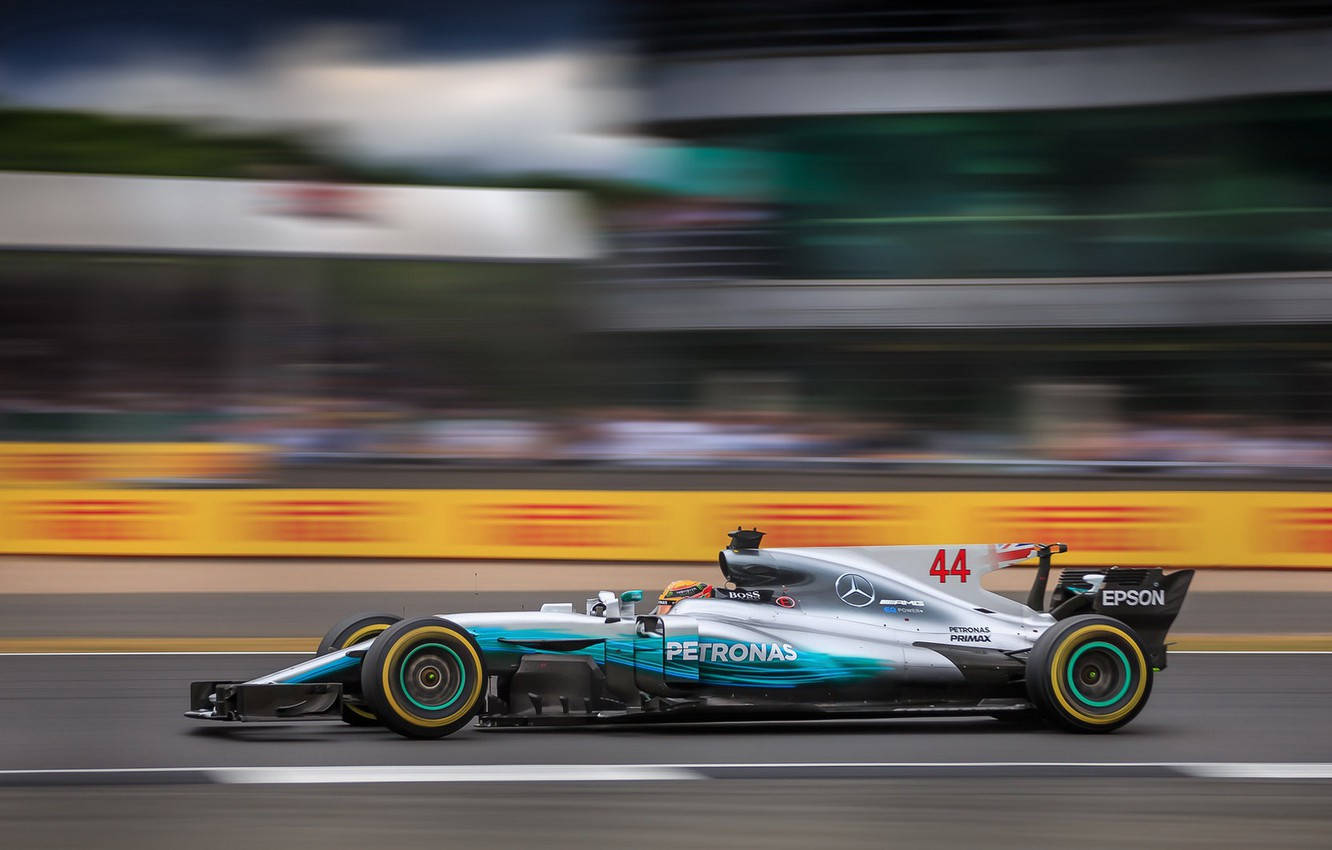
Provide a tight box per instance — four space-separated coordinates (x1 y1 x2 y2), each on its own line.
1024 542 1069 612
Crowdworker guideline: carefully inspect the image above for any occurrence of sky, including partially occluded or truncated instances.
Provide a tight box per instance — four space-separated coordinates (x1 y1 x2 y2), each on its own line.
1 0 647 176
1 0 608 72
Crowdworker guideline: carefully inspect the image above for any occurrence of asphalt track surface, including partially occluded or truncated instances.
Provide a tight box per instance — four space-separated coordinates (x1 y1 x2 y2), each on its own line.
1 779 1327 850
1 652 1329 848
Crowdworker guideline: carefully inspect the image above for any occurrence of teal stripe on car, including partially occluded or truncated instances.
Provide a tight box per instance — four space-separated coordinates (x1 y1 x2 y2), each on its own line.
467 627 890 689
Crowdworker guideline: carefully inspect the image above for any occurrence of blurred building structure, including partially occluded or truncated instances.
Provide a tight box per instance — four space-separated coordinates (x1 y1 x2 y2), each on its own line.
589 1 1332 469
0 167 597 454
0 172 596 260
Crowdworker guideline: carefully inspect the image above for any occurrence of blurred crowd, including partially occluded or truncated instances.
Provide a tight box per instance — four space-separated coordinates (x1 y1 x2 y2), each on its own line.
4 392 1330 471
1037 414 1332 469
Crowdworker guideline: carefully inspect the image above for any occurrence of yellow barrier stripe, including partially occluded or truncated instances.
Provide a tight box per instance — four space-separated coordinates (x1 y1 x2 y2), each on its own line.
0 487 1330 566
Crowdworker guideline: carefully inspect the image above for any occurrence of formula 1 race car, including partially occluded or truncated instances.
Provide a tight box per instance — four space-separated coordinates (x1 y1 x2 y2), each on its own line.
187 530 1193 737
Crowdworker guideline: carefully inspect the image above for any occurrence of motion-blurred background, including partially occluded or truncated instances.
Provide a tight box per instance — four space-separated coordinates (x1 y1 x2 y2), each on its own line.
3 9 1331 850
1 1 1331 570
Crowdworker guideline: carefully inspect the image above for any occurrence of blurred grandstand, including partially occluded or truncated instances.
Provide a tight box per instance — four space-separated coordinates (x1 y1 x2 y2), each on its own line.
2 1 1331 481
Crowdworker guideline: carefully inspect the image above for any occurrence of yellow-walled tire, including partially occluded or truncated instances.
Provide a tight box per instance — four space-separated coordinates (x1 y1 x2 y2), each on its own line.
360 617 487 740
1026 615 1153 733
316 613 402 726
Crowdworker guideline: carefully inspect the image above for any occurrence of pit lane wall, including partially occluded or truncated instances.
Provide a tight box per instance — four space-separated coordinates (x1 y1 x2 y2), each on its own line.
1 489 1329 568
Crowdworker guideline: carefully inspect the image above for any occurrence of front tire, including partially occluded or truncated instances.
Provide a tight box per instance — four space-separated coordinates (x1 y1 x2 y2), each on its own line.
1026 615 1153 733
360 617 487 739
317 612 402 726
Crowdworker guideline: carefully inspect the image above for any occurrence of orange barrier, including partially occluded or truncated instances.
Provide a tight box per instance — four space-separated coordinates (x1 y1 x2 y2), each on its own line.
0 443 269 487
0 489 1329 567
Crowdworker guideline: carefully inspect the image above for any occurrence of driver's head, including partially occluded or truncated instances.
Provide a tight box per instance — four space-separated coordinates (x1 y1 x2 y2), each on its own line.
655 579 713 614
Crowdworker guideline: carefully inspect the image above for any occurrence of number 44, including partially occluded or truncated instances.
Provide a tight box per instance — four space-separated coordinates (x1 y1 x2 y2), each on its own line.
928 548 970 583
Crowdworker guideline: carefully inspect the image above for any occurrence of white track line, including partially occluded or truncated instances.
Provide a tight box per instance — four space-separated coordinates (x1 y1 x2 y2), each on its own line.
1 763 1330 783
214 762 1332 784
217 764 700 784
0 767 216 776
1184 763 1332 779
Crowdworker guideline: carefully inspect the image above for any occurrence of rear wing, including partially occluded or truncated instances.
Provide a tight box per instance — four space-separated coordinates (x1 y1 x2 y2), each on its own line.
1018 542 1194 668
1049 567 1195 669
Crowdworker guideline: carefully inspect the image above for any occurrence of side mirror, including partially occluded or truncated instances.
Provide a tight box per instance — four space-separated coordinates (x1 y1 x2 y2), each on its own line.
587 590 620 618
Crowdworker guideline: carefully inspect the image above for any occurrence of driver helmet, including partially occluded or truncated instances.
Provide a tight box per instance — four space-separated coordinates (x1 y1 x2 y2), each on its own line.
655 579 713 614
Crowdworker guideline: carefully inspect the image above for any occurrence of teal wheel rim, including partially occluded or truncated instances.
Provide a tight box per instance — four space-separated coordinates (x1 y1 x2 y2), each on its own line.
399 643 466 711
1067 641 1132 707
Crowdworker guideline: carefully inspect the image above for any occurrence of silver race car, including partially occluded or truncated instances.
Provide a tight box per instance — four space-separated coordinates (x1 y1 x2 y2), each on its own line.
188 529 1193 737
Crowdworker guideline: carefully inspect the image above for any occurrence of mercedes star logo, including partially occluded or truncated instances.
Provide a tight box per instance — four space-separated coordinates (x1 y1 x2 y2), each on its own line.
835 573 875 607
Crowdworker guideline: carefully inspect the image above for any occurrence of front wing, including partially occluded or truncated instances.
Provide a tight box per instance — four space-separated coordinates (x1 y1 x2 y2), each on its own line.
187 681 342 721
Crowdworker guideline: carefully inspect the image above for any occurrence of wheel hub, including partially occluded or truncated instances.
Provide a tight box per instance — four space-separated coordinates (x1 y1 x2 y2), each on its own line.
399 643 466 711
1066 641 1133 709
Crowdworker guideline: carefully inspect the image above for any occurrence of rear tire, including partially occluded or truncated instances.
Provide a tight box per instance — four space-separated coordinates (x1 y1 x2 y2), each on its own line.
317 613 402 726
360 617 486 739
1026 615 1153 733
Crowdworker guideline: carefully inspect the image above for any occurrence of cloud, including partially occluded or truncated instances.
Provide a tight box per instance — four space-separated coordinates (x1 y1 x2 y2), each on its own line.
10 25 644 175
